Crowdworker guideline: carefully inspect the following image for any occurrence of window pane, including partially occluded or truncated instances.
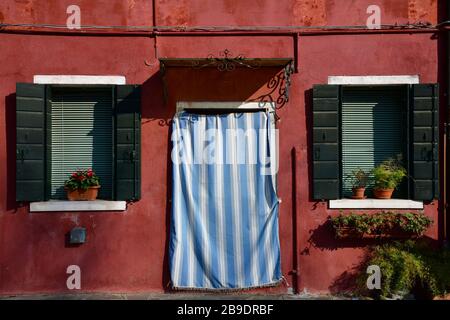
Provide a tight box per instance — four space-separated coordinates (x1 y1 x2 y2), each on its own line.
341 86 405 197
51 88 112 199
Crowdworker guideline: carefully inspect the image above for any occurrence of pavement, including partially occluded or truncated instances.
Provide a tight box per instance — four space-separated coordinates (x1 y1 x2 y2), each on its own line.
0 292 349 300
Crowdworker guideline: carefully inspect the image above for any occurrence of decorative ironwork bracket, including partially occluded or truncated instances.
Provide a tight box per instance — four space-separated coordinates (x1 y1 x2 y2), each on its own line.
249 60 295 110
192 49 261 71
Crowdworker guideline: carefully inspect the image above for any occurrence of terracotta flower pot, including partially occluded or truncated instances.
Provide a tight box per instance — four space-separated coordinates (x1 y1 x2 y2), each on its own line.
351 187 366 199
66 186 101 201
434 293 450 300
373 188 394 199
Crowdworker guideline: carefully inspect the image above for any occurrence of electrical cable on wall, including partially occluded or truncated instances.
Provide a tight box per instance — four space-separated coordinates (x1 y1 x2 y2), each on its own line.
0 21 439 33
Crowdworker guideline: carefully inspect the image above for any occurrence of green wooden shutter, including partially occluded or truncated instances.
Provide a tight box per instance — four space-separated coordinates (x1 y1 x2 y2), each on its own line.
312 85 340 199
409 83 439 200
50 88 113 199
16 83 48 201
114 85 141 201
341 87 405 197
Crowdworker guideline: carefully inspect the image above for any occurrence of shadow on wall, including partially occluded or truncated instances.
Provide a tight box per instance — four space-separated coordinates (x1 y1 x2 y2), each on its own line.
302 219 440 253
163 67 285 112
299 220 379 254
327 236 441 295
141 69 170 126
141 66 290 292
5 93 16 212
141 70 173 291
328 259 369 295
138 71 172 290
303 219 441 292
304 88 315 203
140 67 285 127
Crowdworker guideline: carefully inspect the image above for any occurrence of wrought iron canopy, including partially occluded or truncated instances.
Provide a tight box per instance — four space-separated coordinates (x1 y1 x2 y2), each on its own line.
157 51 295 110
159 57 293 70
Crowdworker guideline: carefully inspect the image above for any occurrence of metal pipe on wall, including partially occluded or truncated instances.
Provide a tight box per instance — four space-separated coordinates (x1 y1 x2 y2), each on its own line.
445 0 450 246
291 147 300 293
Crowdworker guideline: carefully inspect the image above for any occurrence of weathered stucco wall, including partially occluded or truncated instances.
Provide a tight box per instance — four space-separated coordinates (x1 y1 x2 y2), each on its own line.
0 0 441 295
0 0 438 27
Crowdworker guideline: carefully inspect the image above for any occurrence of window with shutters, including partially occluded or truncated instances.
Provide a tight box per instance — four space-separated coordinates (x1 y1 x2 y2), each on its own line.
16 83 141 204
312 83 439 202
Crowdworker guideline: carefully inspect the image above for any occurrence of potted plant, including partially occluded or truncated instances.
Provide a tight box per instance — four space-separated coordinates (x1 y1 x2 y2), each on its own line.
372 158 406 199
346 168 369 199
64 168 101 201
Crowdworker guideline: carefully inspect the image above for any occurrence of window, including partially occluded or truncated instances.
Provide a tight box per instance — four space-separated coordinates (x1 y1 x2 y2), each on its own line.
341 86 407 197
16 83 141 202
312 83 439 201
51 88 113 199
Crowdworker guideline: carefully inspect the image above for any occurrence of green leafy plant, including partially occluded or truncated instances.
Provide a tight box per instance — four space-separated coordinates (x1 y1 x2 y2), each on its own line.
397 212 434 234
345 168 370 188
64 168 100 191
358 241 450 299
372 158 406 190
330 211 432 238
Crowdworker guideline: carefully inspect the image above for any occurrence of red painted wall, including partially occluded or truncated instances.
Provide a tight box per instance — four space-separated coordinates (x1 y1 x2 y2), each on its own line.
0 0 441 295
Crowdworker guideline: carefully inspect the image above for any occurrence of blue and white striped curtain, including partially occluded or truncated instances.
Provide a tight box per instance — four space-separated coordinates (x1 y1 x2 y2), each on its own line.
169 110 281 290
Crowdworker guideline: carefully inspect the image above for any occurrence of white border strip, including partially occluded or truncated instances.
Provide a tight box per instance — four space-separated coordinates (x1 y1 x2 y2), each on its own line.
329 199 423 210
177 101 275 112
33 75 126 85
328 75 419 85
30 200 127 212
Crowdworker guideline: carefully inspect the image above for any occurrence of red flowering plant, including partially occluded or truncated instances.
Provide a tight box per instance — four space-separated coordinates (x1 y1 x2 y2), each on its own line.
64 168 100 191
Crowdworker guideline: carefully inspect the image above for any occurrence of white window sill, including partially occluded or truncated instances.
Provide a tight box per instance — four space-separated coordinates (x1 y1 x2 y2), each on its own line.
30 200 127 212
329 199 423 210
